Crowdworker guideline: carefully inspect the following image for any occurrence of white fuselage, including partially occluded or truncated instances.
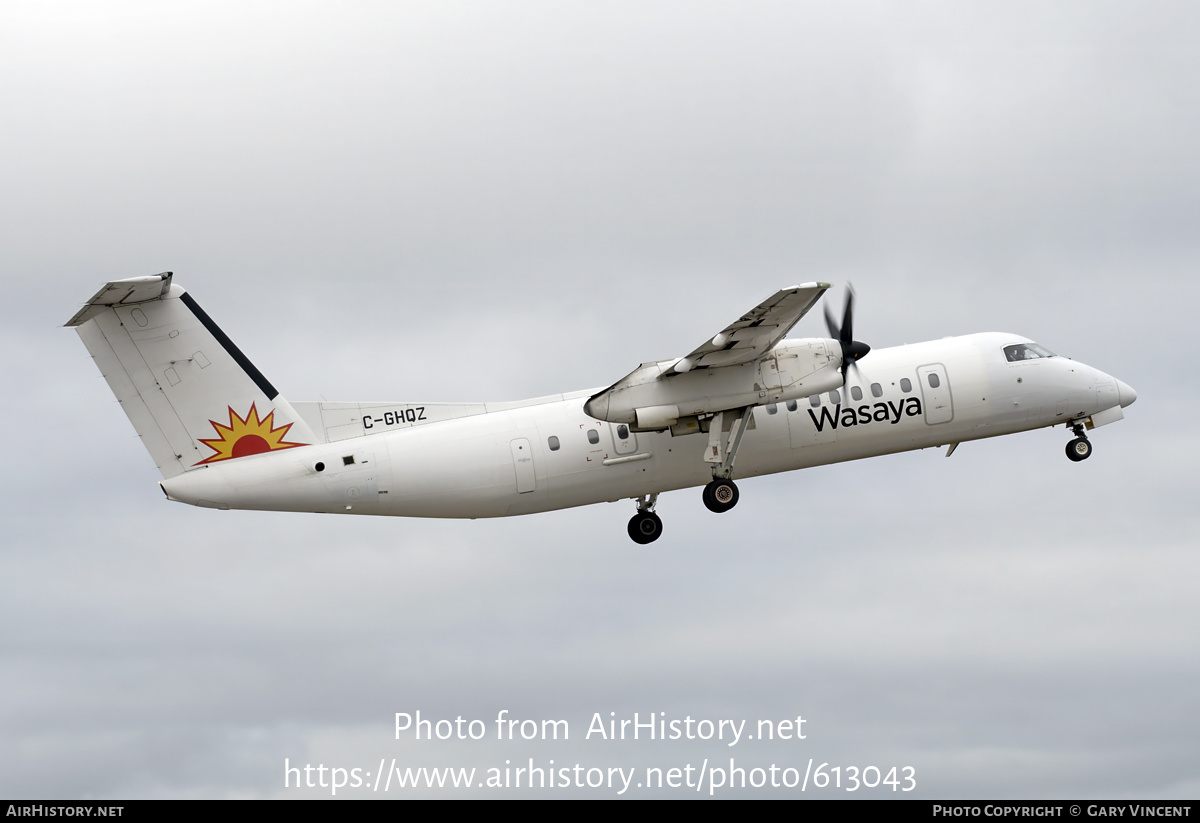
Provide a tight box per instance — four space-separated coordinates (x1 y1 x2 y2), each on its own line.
159 333 1129 519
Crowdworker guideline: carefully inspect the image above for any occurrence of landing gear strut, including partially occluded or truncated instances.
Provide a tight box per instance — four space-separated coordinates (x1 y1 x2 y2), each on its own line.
627 493 662 544
701 406 751 513
1066 422 1092 462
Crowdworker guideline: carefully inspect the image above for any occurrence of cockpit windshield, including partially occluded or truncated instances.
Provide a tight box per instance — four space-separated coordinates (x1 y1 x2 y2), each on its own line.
1004 342 1057 362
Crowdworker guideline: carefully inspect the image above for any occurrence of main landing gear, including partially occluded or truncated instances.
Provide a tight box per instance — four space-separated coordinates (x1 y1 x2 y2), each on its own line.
1066 422 1093 462
702 478 739 513
625 405 753 543
628 493 662 544
700 406 751 514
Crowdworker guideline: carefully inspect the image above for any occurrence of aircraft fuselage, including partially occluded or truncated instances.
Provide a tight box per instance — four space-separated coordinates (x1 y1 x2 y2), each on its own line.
159 332 1133 520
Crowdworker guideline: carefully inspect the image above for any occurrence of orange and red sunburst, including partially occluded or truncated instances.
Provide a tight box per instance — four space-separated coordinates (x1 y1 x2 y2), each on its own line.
194 404 307 465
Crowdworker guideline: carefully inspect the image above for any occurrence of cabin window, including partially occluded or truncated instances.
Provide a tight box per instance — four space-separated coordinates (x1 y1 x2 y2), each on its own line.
871 383 883 398
548 436 560 451
851 386 863 401
587 429 599 445
927 373 941 388
900 378 912 393
766 404 777 415
786 400 797 412
829 389 841 405
616 425 629 440
809 395 821 408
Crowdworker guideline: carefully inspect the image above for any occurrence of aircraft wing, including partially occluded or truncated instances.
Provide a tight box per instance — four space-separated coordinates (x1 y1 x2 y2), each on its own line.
669 283 830 372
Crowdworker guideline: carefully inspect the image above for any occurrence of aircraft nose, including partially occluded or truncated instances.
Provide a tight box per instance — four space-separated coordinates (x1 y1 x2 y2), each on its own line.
1117 379 1137 408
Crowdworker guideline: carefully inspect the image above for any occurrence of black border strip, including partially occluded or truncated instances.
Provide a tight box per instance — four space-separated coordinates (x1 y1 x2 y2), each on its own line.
179 291 279 401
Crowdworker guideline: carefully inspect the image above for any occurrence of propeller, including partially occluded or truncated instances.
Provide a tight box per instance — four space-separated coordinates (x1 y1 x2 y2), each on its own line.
823 285 871 386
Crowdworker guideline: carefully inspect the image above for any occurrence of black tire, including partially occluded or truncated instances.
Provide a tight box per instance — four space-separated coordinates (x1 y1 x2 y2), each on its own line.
628 511 663 544
1066 437 1092 462
702 478 740 513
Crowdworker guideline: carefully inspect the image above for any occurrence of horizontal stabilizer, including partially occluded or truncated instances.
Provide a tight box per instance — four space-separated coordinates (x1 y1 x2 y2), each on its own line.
65 273 175 327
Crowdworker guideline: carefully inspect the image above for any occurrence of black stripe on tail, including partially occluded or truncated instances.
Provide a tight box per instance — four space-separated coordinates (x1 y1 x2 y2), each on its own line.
179 292 279 401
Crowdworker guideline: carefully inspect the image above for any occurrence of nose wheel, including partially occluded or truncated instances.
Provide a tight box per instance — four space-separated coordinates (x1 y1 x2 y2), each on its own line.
1066 437 1092 462
1065 422 1092 462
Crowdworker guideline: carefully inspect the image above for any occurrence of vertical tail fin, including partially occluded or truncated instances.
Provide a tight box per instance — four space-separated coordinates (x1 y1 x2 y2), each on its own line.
67 273 316 478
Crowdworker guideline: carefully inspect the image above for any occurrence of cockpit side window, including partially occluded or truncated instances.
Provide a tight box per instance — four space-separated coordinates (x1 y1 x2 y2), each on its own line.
1004 342 1057 362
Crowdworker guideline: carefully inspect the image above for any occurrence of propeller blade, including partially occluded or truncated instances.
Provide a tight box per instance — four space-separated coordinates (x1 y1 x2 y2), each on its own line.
823 284 870 386
841 287 854 346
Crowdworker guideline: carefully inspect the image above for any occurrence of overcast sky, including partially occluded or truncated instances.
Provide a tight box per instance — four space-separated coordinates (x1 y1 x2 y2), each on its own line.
2 0 1197 798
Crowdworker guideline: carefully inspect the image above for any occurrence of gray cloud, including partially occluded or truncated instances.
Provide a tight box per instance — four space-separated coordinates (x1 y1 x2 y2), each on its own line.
1 0 1195 798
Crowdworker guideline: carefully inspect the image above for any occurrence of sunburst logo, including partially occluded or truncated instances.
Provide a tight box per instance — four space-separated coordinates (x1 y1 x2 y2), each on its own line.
194 404 307 465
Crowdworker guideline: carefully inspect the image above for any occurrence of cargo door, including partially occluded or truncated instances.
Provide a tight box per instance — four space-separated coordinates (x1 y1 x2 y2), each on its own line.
510 438 536 493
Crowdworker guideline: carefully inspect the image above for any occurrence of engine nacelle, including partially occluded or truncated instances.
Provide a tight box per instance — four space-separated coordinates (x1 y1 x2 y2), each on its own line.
584 338 845 427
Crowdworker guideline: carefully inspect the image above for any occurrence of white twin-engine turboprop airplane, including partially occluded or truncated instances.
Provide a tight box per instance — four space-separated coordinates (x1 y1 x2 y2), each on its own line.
68 273 1136 544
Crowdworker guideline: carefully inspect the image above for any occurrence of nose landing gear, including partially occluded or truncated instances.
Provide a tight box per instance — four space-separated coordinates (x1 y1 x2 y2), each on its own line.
1066 437 1093 462
1066 422 1092 462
